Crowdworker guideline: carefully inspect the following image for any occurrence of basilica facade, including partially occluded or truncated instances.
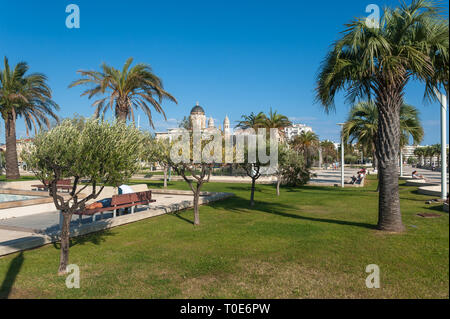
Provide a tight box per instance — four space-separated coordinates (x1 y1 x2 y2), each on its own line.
155 102 231 140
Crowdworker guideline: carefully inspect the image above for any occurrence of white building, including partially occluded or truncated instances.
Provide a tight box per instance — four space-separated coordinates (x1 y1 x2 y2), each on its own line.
284 123 313 141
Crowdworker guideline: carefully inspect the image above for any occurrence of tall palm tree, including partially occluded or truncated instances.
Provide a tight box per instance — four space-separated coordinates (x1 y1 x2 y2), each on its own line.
235 112 266 131
431 144 441 167
316 1 448 232
0 57 59 179
414 147 426 166
320 140 338 164
343 101 424 169
69 57 177 127
262 108 292 139
424 146 435 165
290 131 319 166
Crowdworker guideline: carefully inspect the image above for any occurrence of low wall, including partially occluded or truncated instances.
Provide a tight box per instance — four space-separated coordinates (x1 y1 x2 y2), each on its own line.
405 179 439 187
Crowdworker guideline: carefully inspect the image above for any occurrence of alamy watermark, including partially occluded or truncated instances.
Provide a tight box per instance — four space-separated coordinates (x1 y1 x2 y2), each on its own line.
365 264 380 288
365 4 380 29
65 4 80 29
168 127 279 173
65 264 80 288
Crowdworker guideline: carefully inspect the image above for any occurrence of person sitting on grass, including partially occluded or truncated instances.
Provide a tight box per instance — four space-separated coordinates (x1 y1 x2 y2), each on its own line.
412 170 426 181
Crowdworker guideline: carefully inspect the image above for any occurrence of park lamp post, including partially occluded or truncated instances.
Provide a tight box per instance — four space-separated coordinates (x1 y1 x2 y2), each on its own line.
337 123 345 188
434 88 448 200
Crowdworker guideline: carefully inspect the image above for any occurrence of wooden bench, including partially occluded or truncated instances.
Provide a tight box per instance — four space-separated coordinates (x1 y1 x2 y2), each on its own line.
73 190 156 222
32 179 72 192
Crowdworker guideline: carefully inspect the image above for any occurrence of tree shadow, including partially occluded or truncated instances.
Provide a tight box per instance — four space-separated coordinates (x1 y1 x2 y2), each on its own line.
209 194 377 230
426 205 448 213
170 212 194 225
51 229 115 250
0 252 24 299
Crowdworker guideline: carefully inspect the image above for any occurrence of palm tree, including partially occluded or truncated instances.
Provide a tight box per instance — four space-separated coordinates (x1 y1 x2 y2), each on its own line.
343 101 424 169
413 147 425 166
423 146 434 166
320 140 338 165
262 108 292 139
0 57 59 179
431 144 441 167
316 1 448 232
235 112 266 131
343 102 379 169
69 57 177 127
290 131 319 166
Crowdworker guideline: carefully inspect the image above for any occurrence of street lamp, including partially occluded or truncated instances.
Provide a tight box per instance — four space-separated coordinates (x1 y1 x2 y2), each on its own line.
434 88 448 200
400 148 404 177
337 123 345 188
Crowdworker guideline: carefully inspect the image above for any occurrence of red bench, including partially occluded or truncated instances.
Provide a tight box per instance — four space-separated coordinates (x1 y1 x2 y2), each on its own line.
74 190 156 222
32 179 72 192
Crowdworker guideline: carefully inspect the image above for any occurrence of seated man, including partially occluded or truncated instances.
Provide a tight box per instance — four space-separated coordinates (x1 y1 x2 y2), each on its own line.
355 172 363 184
412 170 426 180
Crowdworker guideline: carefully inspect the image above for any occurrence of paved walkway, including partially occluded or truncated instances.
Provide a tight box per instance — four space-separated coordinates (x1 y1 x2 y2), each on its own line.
309 165 448 186
0 191 232 256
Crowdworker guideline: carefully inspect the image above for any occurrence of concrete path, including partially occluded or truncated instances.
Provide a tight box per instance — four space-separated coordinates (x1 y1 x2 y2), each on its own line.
309 165 448 186
0 191 233 256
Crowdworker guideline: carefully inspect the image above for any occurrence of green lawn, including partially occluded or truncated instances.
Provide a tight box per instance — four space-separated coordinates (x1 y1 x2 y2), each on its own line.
0 176 448 298
0 175 38 182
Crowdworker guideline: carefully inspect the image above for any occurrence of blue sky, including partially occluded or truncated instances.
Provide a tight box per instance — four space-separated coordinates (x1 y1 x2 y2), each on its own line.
1 0 448 144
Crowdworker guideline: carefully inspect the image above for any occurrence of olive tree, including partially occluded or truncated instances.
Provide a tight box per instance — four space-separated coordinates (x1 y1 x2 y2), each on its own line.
166 128 223 225
22 118 146 274
170 162 213 225
143 135 171 188
238 129 278 206
279 149 312 187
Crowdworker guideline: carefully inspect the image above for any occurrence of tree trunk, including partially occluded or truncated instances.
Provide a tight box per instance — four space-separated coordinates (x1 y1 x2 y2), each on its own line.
250 178 256 206
58 212 72 275
375 87 404 232
5 111 20 179
372 151 378 170
193 189 200 225
276 174 281 196
115 100 128 122
163 166 168 189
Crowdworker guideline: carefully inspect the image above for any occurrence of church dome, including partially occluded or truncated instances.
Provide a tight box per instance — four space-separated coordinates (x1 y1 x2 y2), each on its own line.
190 102 205 114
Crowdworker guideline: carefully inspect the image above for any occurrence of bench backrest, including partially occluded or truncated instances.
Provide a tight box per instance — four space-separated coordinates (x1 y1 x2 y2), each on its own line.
111 191 152 206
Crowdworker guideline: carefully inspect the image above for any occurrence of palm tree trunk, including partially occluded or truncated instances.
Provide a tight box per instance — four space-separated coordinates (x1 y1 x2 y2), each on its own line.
375 90 404 232
373 150 381 192
115 100 128 122
5 111 20 179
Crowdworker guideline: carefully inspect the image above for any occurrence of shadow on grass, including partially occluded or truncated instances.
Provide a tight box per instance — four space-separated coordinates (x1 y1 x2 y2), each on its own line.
52 229 115 250
170 212 194 225
0 252 24 299
426 205 448 214
209 194 377 230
